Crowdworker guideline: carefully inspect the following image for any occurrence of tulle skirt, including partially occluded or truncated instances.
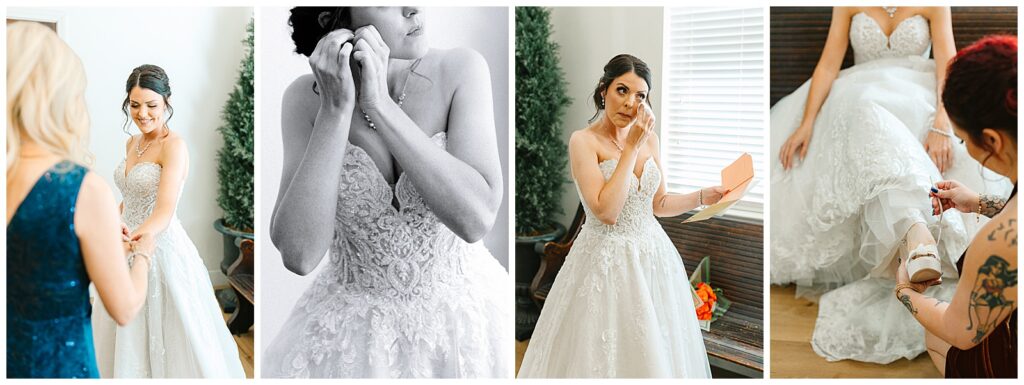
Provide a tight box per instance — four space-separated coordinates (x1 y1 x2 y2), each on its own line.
91 220 245 378
518 221 711 378
770 57 1011 363
261 242 511 378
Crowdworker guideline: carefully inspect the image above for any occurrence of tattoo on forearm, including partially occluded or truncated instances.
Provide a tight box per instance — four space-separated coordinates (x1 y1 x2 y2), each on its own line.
967 255 1018 344
900 293 918 315
979 194 1007 218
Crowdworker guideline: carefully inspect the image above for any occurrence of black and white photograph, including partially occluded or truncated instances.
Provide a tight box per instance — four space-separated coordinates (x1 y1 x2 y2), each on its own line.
258 6 512 378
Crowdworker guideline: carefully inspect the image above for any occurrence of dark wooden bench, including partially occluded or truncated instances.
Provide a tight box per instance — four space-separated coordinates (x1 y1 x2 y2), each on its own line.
771 6 1018 106
226 238 254 335
659 213 763 378
530 205 764 377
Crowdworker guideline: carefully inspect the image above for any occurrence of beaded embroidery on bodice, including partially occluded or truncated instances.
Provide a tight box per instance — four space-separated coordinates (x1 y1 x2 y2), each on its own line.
850 13 931 64
577 157 661 238
114 160 165 230
327 132 468 300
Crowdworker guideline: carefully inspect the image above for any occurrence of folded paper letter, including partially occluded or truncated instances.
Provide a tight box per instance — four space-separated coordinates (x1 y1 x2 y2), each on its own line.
683 153 756 223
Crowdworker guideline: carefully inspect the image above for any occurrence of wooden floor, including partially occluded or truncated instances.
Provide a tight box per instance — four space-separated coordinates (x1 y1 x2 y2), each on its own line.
770 285 940 378
515 339 529 377
222 310 254 378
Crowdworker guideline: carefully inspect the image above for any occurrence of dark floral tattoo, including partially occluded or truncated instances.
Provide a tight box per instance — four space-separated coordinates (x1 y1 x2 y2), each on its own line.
900 292 918 315
979 194 1007 218
967 255 1018 344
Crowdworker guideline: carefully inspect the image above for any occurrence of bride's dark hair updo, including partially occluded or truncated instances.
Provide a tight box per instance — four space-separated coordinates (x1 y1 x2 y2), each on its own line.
590 54 653 122
942 35 1017 151
121 64 173 133
289 7 351 57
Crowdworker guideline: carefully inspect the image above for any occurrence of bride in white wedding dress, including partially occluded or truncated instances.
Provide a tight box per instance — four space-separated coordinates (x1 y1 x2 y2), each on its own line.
262 7 509 378
770 7 1011 363
91 65 245 378
518 54 724 378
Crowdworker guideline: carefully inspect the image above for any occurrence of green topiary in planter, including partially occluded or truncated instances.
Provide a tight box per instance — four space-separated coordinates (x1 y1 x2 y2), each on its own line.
214 18 254 277
216 19 254 233
515 7 571 236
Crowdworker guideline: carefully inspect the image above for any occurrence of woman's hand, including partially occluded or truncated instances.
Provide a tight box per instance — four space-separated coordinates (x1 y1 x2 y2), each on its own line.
120 222 131 242
896 254 942 292
699 186 730 205
128 232 156 258
352 25 392 113
309 28 356 111
625 103 655 150
779 124 813 170
930 180 978 215
925 129 953 173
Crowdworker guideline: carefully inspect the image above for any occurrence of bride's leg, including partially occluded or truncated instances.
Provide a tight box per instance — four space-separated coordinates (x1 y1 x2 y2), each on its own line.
925 330 950 376
889 222 936 274
902 222 935 255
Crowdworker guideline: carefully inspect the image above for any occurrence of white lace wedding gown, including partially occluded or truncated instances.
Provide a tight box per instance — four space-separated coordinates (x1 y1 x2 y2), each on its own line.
517 157 711 378
91 160 245 377
261 132 511 378
770 13 1011 363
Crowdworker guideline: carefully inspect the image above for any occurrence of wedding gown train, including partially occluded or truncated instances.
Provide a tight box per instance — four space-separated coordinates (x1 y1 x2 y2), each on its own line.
517 157 712 378
770 13 1011 363
91 160 245 378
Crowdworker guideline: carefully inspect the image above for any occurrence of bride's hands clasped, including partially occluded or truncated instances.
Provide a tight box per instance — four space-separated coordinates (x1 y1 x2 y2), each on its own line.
309 28 357 111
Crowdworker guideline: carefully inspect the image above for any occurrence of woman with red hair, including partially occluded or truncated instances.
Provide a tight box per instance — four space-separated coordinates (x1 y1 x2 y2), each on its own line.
898 35 1017 378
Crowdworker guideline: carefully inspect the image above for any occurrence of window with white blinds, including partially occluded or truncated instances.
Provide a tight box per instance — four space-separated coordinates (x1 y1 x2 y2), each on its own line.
661 7 765 220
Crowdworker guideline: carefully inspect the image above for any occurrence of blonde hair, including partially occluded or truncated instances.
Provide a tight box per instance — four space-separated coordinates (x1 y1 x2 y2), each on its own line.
7 21 92 176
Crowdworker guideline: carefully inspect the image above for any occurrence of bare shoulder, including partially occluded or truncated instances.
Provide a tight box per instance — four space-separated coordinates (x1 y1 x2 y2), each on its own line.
159 133 188 162
281 74 318 136
919 6 949 19
968 207 1018 272
648 131 661 155
834 6 854 18
284 73 317 101
438 47 490 85
77 171 115 212
568 128 599 156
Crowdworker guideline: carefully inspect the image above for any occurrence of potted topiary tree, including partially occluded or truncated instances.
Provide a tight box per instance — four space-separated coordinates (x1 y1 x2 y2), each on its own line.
213 19 254 281
515 7 571 339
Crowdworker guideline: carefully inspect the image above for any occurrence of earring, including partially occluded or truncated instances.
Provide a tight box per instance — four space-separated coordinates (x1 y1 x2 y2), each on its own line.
600 96 605 109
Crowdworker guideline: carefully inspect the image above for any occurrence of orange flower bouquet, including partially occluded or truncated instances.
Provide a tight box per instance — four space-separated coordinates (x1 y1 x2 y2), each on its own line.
688 256 731 331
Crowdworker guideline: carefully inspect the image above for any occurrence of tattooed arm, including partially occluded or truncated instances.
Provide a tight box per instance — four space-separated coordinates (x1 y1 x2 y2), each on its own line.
979 194 1008 218
897 205 1018 350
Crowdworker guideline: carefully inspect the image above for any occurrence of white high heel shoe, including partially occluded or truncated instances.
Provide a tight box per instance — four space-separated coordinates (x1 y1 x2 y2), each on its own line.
906 243 942 283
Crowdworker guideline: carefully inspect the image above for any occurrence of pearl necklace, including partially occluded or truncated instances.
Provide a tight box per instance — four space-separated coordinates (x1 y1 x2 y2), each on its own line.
135 138 154 159
361 58 420 130
883 6 898 19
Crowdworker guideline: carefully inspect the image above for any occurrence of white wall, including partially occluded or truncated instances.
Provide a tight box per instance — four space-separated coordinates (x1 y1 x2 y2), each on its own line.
13 7 253 285
259 7 510 344
547 7 665 228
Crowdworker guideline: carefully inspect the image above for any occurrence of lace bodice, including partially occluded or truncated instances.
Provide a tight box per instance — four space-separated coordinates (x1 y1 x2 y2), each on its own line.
324 132 472 300
577 157 661 237
114 160 165 230
850 13 931 64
